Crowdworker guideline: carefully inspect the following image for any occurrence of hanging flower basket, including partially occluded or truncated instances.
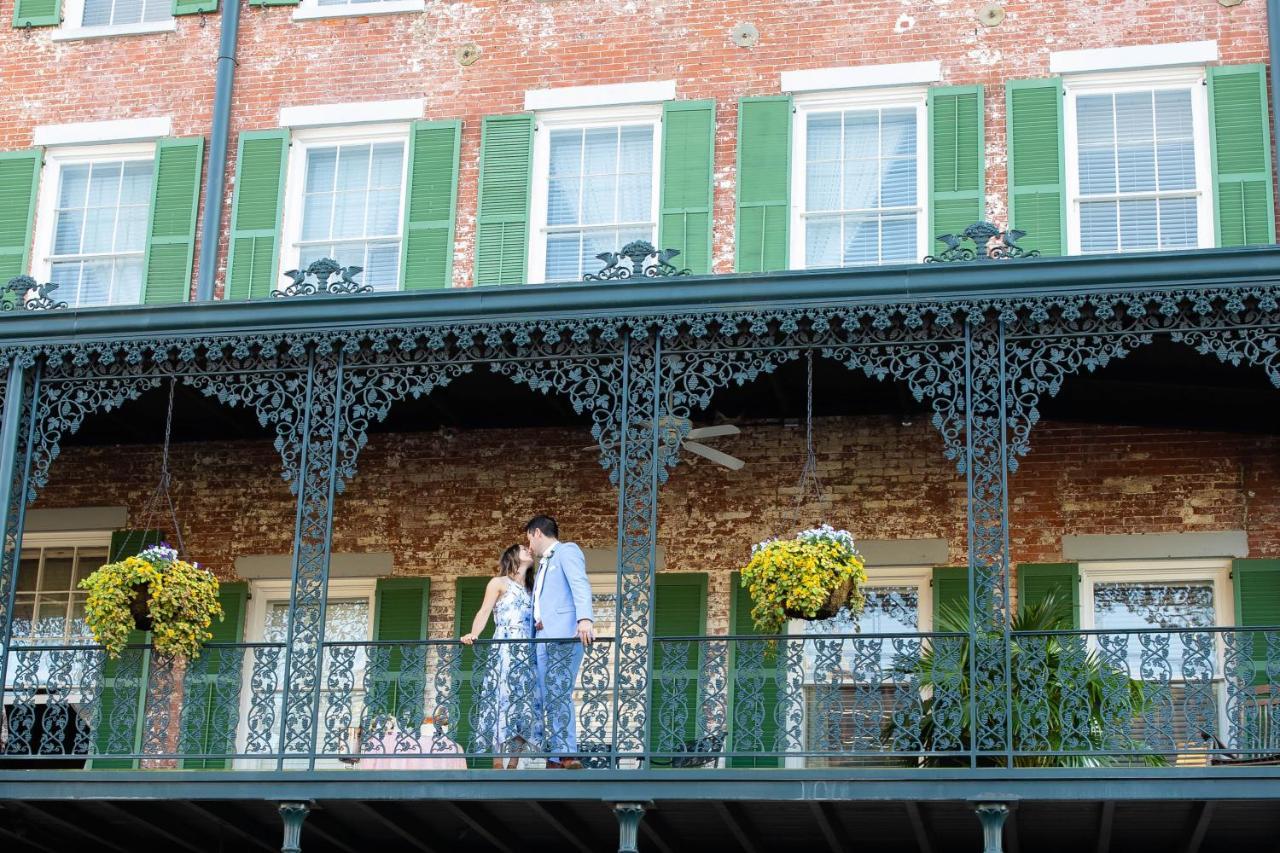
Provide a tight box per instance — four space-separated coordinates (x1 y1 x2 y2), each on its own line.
79 543 223 659
740 525 867 635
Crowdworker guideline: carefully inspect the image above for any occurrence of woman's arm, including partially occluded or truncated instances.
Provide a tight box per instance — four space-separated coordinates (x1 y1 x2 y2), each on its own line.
461 577 504 644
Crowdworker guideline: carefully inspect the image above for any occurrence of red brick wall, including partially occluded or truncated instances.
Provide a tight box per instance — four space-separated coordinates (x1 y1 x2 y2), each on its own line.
29 416 1280 636
0 0 1270 295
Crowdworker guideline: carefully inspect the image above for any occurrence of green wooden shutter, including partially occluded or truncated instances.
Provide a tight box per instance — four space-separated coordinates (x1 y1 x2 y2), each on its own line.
12 0 59 26
1006 78 1065 257
1016 562 1079 628
1208 65 1276 247
649 573 707 757
1233 560 1280 685
931 566 970 630
928 86 984 248
659 100 715 276
734 96 791 273
92 530 162 769
0 150 41 308
247 0 297 7
142 137 204 305
180 581 247 770
369 577 431 726
226 130 289 300
474 114 533 287
453 576 494 765
172 0 215 14
728 571 779 768
400 120 460 291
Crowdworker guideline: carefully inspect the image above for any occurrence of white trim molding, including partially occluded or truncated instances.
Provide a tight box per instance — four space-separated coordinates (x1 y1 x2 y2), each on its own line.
51 18 176 41
292 0 424 21
781 61 941 94
1049 40 1218 75
523 80 677 112
33 117 171 147
279 98 424 129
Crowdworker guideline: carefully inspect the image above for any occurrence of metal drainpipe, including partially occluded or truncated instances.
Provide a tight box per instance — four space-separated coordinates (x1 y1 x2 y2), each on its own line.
195 0 242 302
1271 0 1280 245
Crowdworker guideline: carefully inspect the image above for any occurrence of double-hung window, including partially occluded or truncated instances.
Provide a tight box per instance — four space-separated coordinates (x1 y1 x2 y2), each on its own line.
282 126 409 292
9 538 108 645
529 107 662 283
34 145 154 308
1065 70 1214 254
55 0 175 39
791 90 928 268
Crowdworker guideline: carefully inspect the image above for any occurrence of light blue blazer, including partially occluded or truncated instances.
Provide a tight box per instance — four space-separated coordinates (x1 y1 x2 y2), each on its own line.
534 542 594 639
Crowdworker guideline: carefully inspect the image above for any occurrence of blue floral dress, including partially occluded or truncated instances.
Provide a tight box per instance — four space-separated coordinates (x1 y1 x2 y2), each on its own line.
483 577 536 753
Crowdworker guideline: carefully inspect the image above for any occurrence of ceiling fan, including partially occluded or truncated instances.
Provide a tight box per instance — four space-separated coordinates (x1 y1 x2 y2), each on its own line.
581 418 746 471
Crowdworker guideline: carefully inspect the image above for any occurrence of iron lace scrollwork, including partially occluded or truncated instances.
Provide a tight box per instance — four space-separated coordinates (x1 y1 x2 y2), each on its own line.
924 222 1040 263
3 276 68 312
274 259 373 298
585 242 691 281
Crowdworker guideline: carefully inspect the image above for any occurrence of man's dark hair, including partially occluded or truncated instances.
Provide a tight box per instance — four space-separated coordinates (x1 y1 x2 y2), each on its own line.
524 515 559 539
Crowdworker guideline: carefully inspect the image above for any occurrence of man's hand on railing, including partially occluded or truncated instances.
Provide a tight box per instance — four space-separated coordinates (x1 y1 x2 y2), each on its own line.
577 619 595 646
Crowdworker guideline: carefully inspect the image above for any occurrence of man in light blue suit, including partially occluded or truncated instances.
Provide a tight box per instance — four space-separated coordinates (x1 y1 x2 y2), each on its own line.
525 515 594 769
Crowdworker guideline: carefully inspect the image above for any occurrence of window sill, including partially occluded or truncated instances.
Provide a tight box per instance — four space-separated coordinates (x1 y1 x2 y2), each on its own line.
291 0 424 20
51 19 176 41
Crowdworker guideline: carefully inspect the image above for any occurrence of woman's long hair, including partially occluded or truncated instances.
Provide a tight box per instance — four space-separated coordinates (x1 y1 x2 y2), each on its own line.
500 543 534 592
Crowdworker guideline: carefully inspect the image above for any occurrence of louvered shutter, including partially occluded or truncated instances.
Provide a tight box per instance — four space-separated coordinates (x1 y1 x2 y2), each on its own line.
172 0 215 14
399 120 460 291
474 114 533 287
658 100 715 276
928 86 984 249
225 130 289 300
734 96 791 273
649 573 707 757
453 576 494 765
931 565 970 630
728 571 780 768
368 577 431 727
1208 65 1276 247
248 0 297 7
142 137 203 304
180 581 247 769
1006 78 1065 257
0 150 41 308
91 530 163 769
1017 562 1080 627
12 0 59 26
1233 560 1280 686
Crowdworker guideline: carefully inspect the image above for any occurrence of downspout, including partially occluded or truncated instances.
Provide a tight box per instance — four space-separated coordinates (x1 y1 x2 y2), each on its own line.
195 0 242 301
1271 0 1280 244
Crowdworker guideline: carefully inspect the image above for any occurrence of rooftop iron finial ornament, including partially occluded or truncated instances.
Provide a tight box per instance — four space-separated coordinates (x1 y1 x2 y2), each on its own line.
274 258 373 298
924 222 1041 263
584 241 692 281
3 275 68 312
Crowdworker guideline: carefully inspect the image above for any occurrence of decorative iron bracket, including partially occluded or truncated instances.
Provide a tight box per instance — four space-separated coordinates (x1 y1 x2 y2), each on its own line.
925 222 1040 263
274 259 373 298
585 241 691 281
3 276 68 312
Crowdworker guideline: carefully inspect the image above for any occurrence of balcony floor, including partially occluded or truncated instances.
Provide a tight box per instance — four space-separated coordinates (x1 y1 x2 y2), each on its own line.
3 768 1280 852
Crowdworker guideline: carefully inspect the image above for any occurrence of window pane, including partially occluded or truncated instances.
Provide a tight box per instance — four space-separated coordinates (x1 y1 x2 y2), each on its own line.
581 174 615 225
331 192 366 239
306 148 338 194
843 112 878 160
142 0 169 21
805 217 841 268
12 598 34 638
881 108 917 158
36 595 69 638
302 193 334 241
1159 196 1198 248
1077 95 1117 195
42 554 75 591
366 188 400 236
545 232 581 282
549 130 583 178
16 556 40 592
804 585 921 674
53 209 85 256
843 216 878 266
369 142 404 188
547 177 581 226
120 160 153 205
58 165 90 209
880 156 916 209
617 170 651 223
335 145 371 193
1118 198 1158 250
582 127 618 176
115 203 148 252
1155 90 1196 191
807 113 841 162
843 158 878 210
880 215 916 263
805 160 840 212
1094 580 1215 674
1079 202 1118 254
1114 91 1156 194
362 242 400 292
82 0 111 25
110 0 145 24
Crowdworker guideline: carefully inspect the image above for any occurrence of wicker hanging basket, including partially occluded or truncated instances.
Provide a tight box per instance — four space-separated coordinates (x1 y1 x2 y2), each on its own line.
783 579 854 622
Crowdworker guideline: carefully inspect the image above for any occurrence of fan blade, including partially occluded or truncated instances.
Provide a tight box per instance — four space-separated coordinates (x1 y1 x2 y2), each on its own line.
683 441 746 471
580 443 620 452
685 424 740 440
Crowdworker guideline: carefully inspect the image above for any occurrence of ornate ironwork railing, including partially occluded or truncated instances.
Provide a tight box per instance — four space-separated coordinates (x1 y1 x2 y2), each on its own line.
3 626 1277 769
274 258 373 298
3 276 68 312
924 222 1040 263
584 241 691 281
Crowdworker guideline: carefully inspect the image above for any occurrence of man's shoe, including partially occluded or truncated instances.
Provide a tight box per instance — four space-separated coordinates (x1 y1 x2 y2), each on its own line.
559 758 584 770
545 759 563 769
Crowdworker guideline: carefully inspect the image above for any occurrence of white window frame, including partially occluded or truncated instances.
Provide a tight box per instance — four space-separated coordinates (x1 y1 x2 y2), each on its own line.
1080 557 1233 678
53 0 175 41
788 565 934 638
291 0 424 20
235 577 377 769
30 142 156 308
1063 67 1215 256
789 87 930 270
277 122 412 294
527 103 664 285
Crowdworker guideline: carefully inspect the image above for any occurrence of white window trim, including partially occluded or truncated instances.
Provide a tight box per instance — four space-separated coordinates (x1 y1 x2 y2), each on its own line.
527 103 664 285
53 0 174 41
291 0 424 20
789 87 930 270
277 122 412 293
1080 558 1234 630
1050 41 1218 75
33 117 170 148
29 141 157 298
279 99 424 129
781 61 942 95
1063 67 1215 256
19 530 112 549
524 81 676 113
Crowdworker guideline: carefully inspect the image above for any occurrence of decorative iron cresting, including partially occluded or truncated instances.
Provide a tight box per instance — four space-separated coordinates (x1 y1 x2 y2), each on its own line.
925 222 1040 263
3 276 68 312
585 241 691 281
274 259 373 298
